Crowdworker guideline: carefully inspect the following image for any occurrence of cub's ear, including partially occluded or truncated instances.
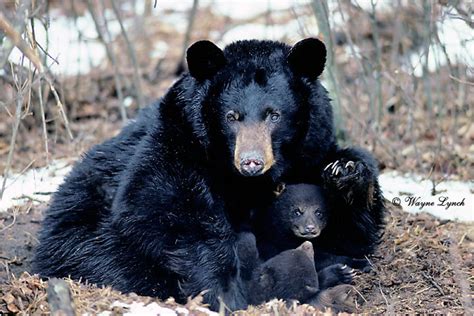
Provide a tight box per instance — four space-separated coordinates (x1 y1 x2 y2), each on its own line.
259 267 275 289
186 40 226 81
297 241 315 260
274 182 286 197
287 38 326 79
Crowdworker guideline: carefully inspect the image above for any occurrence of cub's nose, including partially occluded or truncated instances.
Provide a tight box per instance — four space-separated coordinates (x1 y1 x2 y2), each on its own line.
305 225 317 234
241 158 264 176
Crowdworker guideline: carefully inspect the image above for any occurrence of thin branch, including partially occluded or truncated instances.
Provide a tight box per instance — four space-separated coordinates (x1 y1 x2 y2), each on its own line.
0 10 43 72
110 0 145 107
175 0 199 75
311 0 344 137
1 72 24 199
44 75 73 140
421 271 445 296
449 75 474 86
0 8 73 140
0 207 17 232
38 77 49 163
35 40 59 65
369 0 384 139
87 0 127 122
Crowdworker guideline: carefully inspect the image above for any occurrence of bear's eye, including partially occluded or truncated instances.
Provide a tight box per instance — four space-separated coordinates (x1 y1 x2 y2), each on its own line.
315 210 322 217
226 110 239 123
294 209 302 216
269 111 280 123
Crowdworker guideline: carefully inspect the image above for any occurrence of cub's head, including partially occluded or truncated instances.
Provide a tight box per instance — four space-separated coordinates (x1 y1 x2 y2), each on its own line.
252 241 319 303
185 38 327 178
271 183 329 239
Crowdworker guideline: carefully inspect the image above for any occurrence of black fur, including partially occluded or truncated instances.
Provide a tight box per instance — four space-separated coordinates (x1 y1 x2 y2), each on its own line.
254 183 360 285
247 242 320 306
234 233 320 306
235 233 355 312
34 38 384 310
254 183 330 260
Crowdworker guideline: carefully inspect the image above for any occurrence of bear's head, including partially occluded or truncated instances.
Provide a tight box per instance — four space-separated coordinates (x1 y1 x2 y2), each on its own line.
271 183 329 239
250 241 319 303
185 38 332 179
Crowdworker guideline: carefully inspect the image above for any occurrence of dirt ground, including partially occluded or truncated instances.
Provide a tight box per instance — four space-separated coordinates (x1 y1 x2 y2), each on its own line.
1 201 472 314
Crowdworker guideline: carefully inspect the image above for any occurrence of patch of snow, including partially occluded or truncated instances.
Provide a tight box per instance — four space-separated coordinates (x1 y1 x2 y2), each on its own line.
0 159 72 212
194 307 218 316
124 96 134 107
115 302 178 316
151 41 169 60
175 307 189 315
350 0 392 12
220 19 315 45
151 0 312 20
8 8 124 76
99 301 213 316
211 0 310 20
408 7 473 77
379 171 473 222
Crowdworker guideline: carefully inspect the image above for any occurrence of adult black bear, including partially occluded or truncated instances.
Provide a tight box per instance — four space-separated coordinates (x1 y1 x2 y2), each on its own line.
34 38 385 310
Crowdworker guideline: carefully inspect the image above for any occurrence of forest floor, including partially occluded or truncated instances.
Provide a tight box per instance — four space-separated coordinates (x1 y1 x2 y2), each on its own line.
1 199 472 314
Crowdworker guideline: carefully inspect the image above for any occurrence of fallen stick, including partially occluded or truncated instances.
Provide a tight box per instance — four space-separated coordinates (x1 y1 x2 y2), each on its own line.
47 278 76 316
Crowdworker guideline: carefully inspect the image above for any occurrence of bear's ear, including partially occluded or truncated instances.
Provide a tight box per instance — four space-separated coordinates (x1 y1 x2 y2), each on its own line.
273 182 286 197
186 40 226 81
297 241 315 260
259 268 275 289
287 38 326 79
305 285 319 295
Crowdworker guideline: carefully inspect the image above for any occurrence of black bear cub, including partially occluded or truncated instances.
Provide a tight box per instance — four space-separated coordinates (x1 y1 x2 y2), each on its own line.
254 183 365 286
235 233 354 312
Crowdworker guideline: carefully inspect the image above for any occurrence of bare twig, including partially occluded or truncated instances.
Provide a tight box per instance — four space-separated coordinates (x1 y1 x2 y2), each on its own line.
87 0 127 122
378 281 394 315
110 0 145 107
368 0 383 140
0 72 24 199
0 10 43 72
175 0 199 75
449 75 474 86
37 77 49 163
45 75 73 140
47 278 76 316
311 0 344 137
421 271 445 296
0 8 73 140
448 239 473 314
0 207 18 232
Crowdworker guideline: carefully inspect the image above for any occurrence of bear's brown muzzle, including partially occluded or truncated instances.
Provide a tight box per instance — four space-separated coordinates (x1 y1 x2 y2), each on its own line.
233 123 275 176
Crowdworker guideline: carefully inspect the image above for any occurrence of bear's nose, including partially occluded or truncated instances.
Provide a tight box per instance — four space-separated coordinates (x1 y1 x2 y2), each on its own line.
240 157 264 176
305 225 317 234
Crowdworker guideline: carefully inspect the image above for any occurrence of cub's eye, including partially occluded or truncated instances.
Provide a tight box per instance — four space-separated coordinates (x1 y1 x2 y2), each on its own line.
269 111 280 123
226 111 239 123
315 210 322 217
294 209 302 216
